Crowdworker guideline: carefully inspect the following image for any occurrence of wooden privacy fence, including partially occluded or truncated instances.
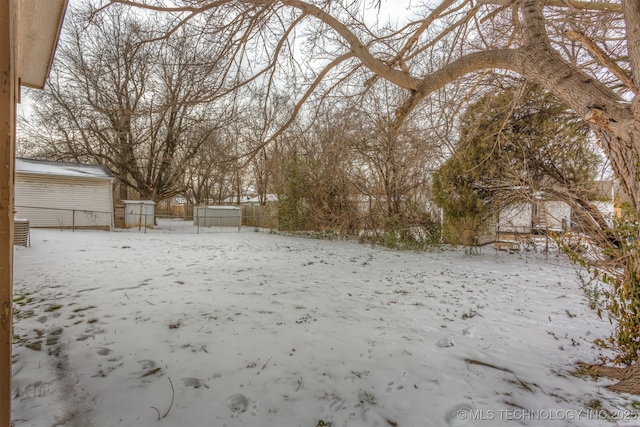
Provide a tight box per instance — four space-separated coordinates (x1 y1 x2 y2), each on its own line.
242 205 277 229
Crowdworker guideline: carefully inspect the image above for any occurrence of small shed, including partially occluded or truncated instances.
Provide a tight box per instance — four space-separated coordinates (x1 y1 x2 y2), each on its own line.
121 200 155 229
194 205 242 228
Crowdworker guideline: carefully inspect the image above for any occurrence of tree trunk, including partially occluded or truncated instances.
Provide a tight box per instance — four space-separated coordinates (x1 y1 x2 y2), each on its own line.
595 127 640 243
579 362 640 394
118 179 128 202
514 0 640 245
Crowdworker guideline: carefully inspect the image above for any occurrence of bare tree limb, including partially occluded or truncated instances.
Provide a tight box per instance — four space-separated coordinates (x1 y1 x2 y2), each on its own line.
481 0 622 13
565 29 637 94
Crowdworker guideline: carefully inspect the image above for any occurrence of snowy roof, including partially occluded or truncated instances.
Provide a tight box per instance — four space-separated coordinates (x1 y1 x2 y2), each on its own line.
223 194 278 204
197 205 241 210
121 200 156 205
223 195 253 203
173 196 187 205
250 194 278 203
16 158 114 180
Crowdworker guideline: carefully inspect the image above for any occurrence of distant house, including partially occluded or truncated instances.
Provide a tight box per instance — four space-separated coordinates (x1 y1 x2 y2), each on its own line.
498 200 573 234
156 196 188 218
223 194 278 206
15 158 115 230
486 180 623 246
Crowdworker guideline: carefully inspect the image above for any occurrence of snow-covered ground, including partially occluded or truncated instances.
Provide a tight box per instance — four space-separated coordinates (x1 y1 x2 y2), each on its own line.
10 222 640 426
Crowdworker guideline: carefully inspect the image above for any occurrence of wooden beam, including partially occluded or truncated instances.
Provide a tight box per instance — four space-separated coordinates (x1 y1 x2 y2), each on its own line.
0 0 15 425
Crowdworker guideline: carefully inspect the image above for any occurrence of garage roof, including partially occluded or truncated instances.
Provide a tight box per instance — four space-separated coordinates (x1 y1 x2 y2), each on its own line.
16 158 114 180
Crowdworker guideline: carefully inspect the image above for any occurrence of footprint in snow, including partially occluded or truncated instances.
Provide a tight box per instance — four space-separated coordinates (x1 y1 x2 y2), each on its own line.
96 347 112 356
386 381 403 392
137 359 156 369
181 377 209 389
250 402 259 416
445 403 475 426
329 399 345 412
75 334 93 341
362 407 388 426
437 338 454 348
390 399 410 411
467 363 484 377
226 394 249 413
462 326 475 337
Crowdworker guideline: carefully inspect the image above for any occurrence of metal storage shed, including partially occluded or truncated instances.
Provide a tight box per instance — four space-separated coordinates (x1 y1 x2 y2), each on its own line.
121 200 156 229
14 158 115 230
194 205 242 228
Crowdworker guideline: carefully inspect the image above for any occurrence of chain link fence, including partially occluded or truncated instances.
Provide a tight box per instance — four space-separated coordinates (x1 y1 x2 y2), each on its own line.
15 206 113 231
14 204 280 235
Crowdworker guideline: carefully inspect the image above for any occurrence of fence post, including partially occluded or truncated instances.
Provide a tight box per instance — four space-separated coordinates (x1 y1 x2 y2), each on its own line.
545 232 549 259
72 209 75 232
252 206 256 228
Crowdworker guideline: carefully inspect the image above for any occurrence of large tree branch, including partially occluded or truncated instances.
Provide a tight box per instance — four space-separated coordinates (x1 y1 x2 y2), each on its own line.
101 0 216 13
392 49 521 130
396 0 461 62
520 0 630 123
623 0 640 93
279 0 420 90
565 29 637 95
481 0 622 13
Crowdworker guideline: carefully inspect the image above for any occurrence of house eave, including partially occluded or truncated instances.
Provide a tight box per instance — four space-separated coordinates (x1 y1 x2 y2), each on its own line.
14 0 68 89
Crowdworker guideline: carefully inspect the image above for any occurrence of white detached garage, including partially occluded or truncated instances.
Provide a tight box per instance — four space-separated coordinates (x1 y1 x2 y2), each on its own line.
15 158 115 230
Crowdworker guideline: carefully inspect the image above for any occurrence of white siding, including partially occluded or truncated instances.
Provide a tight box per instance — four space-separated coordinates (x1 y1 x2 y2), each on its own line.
15 174 113 229
593 201 615 227
498 203 532 233
194 206 242 227
544 201 571 230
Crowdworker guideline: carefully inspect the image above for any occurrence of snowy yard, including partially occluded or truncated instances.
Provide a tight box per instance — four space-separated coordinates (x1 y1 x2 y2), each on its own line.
10 223 640 426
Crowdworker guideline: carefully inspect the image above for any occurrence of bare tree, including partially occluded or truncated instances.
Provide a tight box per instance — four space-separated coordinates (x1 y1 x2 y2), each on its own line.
349 83 438 216
182 130 239 205
96 0 639 226
233 93 295 205
22 2 232 202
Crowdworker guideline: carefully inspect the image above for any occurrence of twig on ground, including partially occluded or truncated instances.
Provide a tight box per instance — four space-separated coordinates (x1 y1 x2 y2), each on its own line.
262 357 272 370
464 358 533 392
151 377 175 420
